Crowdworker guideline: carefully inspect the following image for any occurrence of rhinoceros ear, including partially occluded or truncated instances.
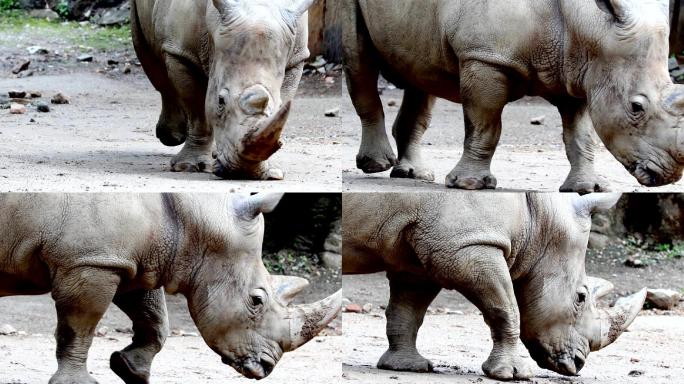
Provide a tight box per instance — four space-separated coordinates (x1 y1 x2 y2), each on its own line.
595 0 631 22
212 0 238 16
289 0 318 16
234 193 284 219
572 193 622 217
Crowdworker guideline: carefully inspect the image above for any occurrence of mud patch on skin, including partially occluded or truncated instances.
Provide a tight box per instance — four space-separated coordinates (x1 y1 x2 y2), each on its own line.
299 310 327 342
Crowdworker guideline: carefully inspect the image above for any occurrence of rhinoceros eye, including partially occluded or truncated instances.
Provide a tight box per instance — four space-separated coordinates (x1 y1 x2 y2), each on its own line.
577 291 587 303
217 89 230 115
249 288 267 308
629 95 648 117
631 101 644 114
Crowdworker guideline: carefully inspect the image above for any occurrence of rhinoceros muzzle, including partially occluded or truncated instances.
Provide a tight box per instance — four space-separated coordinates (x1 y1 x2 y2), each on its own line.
212 102 291 179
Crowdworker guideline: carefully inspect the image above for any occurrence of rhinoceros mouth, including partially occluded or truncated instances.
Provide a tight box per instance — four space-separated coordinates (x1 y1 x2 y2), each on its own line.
221 354 276 380
524 339 588 376
630 159 682 187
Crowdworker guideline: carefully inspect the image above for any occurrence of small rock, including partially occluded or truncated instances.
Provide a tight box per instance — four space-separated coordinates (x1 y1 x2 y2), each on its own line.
344 303 363 313
123 63 132 74
588 232 610 249
324 107 340 117
0 324 17 335
624 257 644 268
320 251 341 268
388 99 397 107
10 103 26 114
96 326 109 337
672 68 684 82
107 58 120 65
36 101 50 113
78 54 94 63
324 76 335 85
628 370 644 377
29 9 59 21
11 59 30 75
362 303 373 313
8 90 26 98
645 288 681 310
308 55 327 69
27 46 48 55
669 57 680 71
51 93 70 105
530 115 545 125
29 91 42 98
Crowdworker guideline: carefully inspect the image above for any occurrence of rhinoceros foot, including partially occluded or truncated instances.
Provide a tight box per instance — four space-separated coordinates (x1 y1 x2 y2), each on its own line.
560 174 611 194
110 351 150 384
390 161 435 182
445 168 497 190
356 150 398 174
170 147 213 173
48 370 98 384
482 349 533 381
377 348 434 372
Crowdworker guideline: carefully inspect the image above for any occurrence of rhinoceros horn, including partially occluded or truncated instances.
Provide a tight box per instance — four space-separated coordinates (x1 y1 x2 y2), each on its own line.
240 101 291 162
234 193 284 219
588 288 646 351
285 290 342 351
290 0 318 16
212 0 238 15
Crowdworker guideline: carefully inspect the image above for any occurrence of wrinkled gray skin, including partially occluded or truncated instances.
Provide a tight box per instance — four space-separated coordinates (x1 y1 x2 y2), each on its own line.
131 0 316 180
342 193 646 380
0 193 341 383
342 0 684 191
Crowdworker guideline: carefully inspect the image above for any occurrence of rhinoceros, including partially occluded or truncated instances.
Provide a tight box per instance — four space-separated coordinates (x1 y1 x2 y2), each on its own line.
342 192 646 380
342 0 684 191
131 0 316 180
0 193 341 383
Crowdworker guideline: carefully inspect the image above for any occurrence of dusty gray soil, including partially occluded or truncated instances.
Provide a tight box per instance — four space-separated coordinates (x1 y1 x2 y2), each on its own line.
0 274 341 383
339 83 684 192
342 242 684 383
0 73 343 192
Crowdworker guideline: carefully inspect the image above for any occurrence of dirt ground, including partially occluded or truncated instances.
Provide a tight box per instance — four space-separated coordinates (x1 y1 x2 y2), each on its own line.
0 269 342 383
342 243 684 383
339 83 684 193
0 15 343 192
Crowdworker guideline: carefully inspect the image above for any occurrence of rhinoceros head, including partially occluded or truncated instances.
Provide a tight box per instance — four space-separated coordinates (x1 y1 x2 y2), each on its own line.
206 0 316 180
517 193 646 376
566 0 684 186
186 193 341 379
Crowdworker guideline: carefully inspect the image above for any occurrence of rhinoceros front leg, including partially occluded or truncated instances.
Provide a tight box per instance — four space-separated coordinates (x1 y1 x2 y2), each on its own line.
110 288 169 384
389 89 437 181
164 55 213 173
428 245 532 380
557 101 611 193
50 267 121 384
343 1 397 174
446 61 507 190
378 272 441 372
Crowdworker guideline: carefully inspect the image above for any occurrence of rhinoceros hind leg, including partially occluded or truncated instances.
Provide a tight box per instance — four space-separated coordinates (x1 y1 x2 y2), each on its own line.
343 1 397 174
110 288 168 384
389 89 436 182
377 273 440 372
50 267 121 384
156 94 188 147
557 101 612 194
446 61 507 190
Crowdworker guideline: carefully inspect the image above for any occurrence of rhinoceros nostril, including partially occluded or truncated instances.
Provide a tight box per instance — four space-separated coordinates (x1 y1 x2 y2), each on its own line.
574 354 585 372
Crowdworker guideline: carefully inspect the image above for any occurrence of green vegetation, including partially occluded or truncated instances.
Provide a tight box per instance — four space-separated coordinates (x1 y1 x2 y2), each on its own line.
0 0 18 12
55 0 69 19
0 11 130 51
263 250 318 276
653 243 684 259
